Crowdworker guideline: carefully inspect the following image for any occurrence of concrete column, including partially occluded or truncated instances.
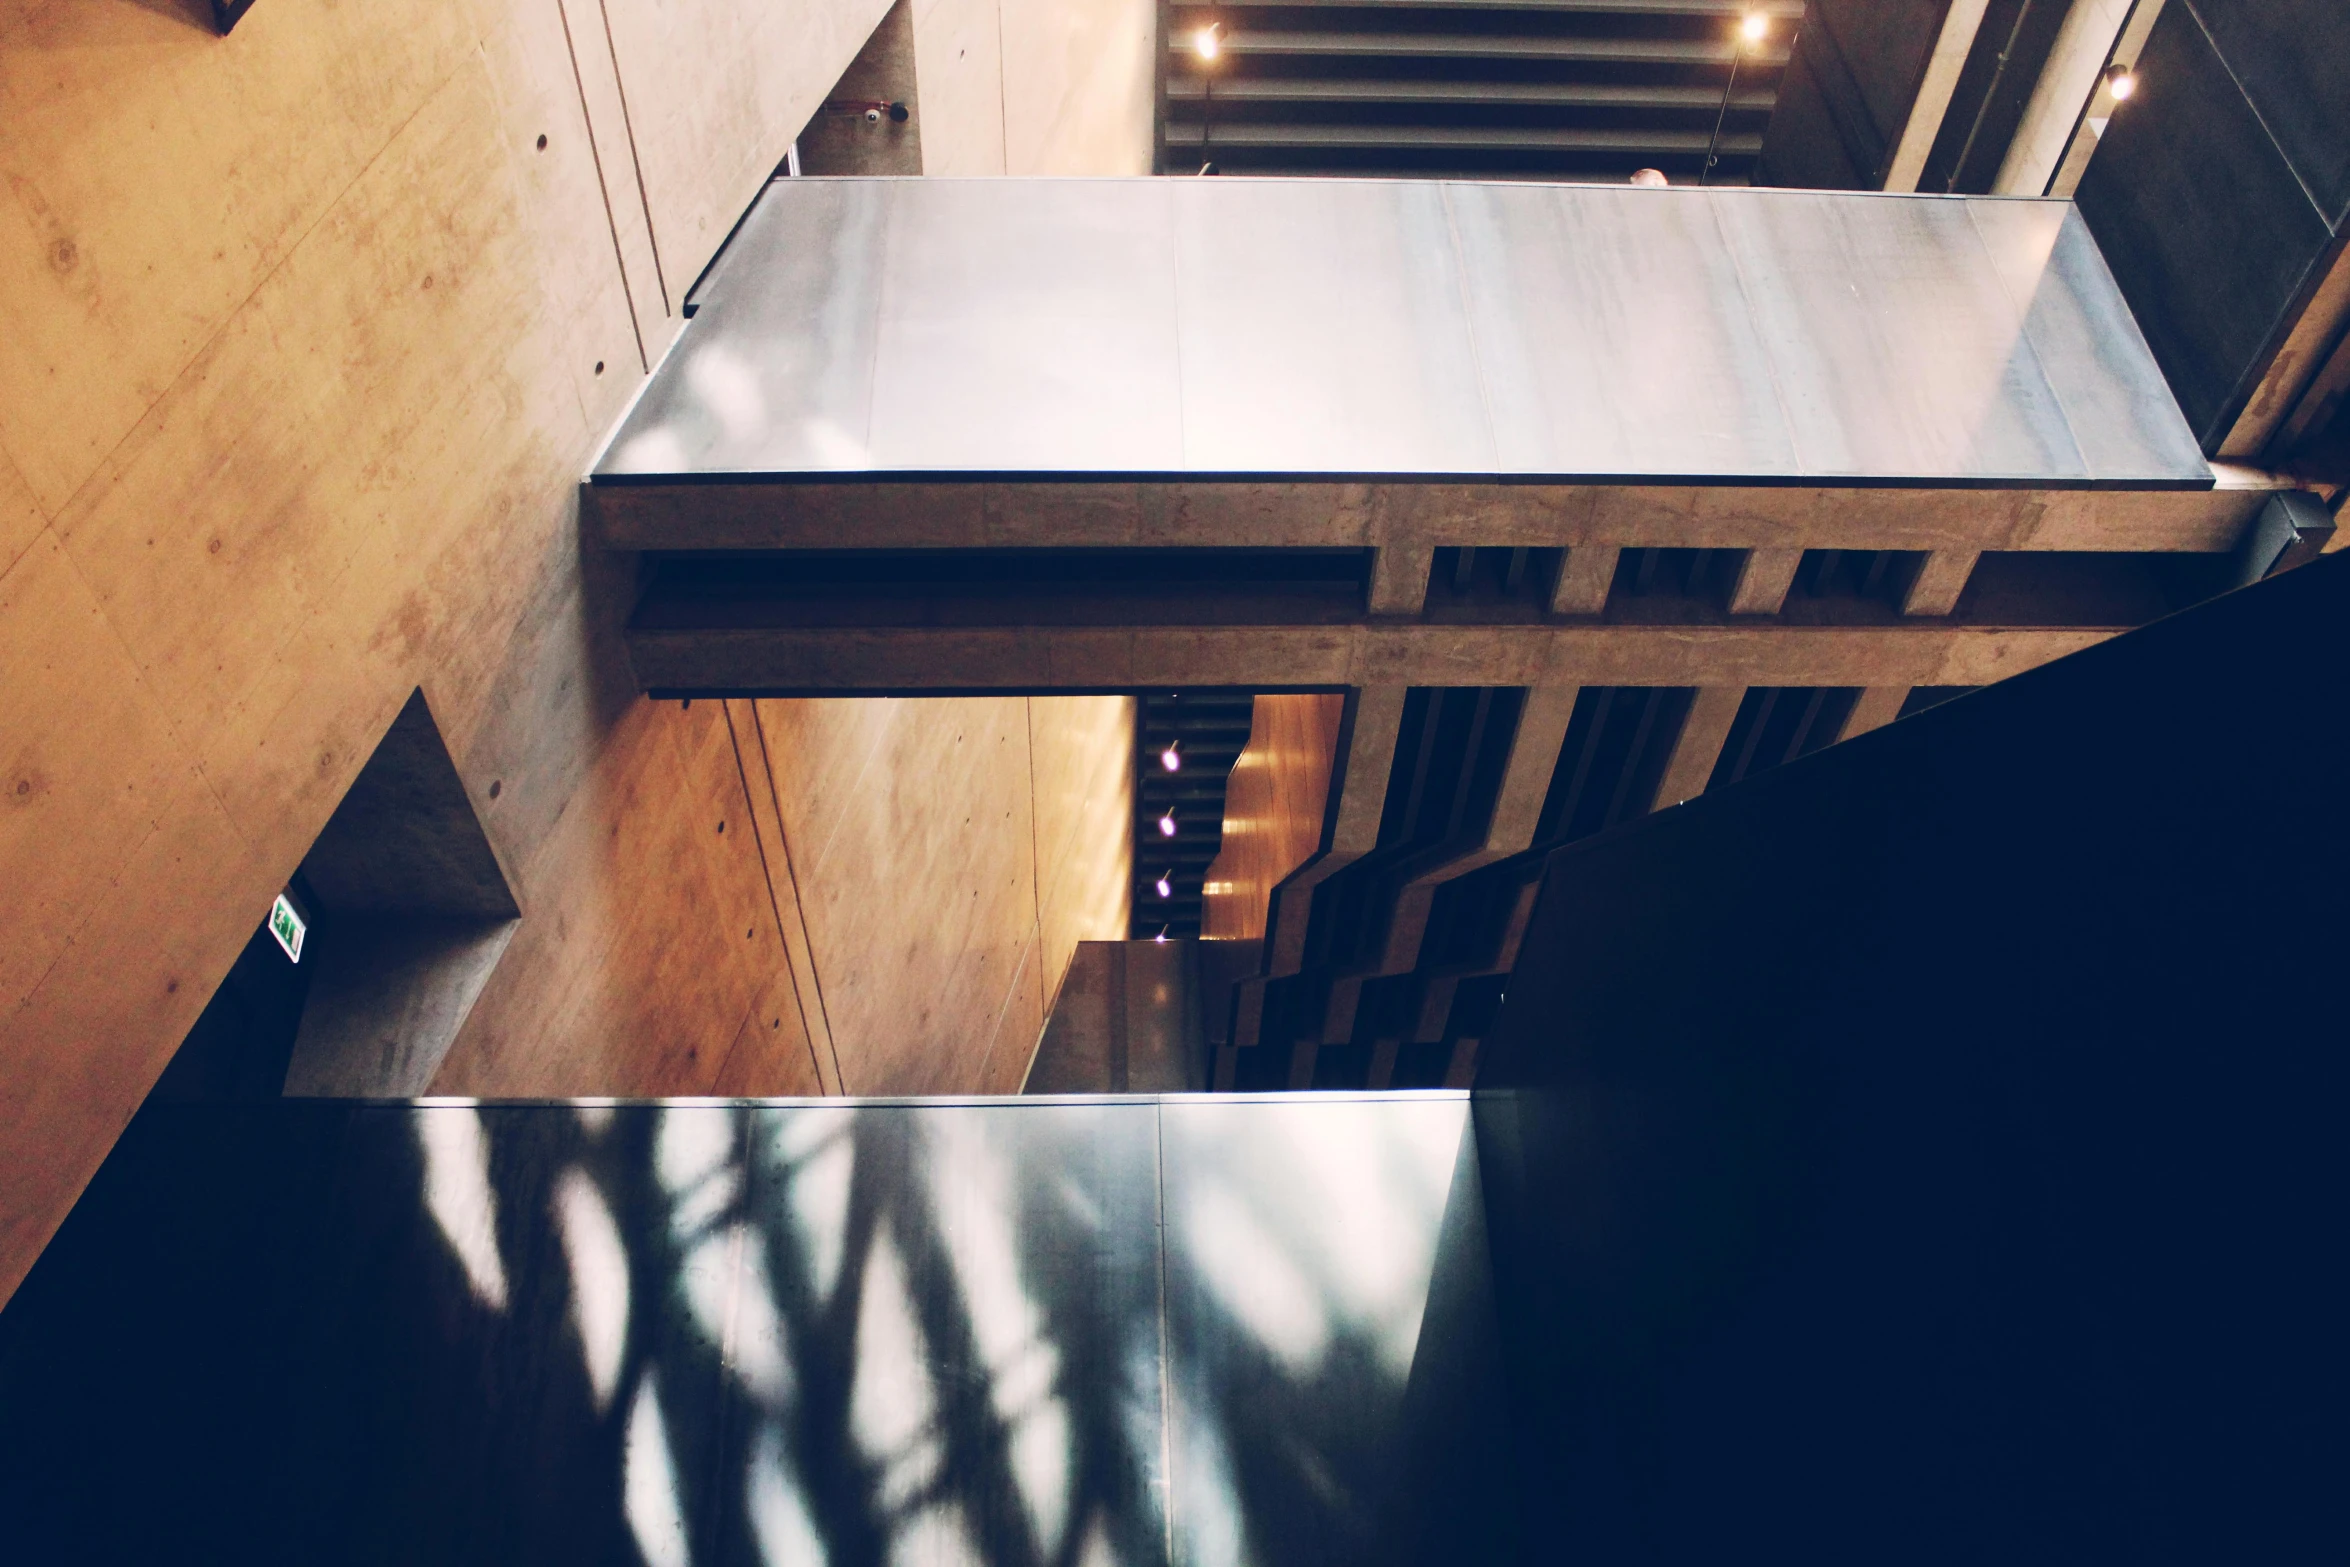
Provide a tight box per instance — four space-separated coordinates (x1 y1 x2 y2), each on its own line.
1996 0 2134 196
1550 545 1618 615
2045 0 2173 199
1903 549 1979 617
1884 0 1993 191
1656 685 1745 807
1729 547 1803 615
1844 686 1912 738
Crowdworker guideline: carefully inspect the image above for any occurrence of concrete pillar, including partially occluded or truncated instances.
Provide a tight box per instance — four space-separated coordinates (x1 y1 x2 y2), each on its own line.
1996 0 2134 197
2044 0 2173 199
1884 0 1993 191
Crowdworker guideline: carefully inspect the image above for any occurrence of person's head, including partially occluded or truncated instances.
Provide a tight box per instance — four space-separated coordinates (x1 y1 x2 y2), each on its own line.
1630 168 1669 188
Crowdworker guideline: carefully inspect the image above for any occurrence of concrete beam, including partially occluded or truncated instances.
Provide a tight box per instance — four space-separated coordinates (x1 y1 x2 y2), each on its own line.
1884 0 1993 192
1844 685 1912 737
1376 681 1578 971
1319 682 1581 1042
594 476 2272 557
630 619 2116 696
1550 544 1618 614
1655 685 1746 808
1368 543 1433 615
1729 546 1803 615
1413 879 1542 1043
1227 684 1408 1059
1442 1036 1481 1089
2223 243 2350 461
1902 548 1980 616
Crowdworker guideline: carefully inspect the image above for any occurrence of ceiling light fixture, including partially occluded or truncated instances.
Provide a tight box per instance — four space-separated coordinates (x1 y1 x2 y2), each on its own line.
1161 742 1181 772
1740 11 1768 45
2106 62 2138 101
1159 809 1178 837
1194 22 1220 61
1156 872 1173 899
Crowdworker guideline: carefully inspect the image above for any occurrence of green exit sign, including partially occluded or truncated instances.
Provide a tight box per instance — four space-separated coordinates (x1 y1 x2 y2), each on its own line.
267 893 306 963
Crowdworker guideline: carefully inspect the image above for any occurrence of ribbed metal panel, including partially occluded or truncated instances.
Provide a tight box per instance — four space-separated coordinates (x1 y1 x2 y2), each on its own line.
1160 0 1804 180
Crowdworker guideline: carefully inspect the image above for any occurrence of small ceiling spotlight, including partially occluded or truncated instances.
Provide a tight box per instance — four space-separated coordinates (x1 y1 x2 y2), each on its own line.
1158 809 1178 838
1156 872 1174 899
1740 11 1768 45
1161 741 1181 772
1154 926 1170 945
1194 22 1221 61
2105 62 2138 101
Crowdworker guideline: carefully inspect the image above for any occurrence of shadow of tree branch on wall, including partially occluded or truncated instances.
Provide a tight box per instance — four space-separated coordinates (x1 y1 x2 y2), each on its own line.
0 1096 1499 1567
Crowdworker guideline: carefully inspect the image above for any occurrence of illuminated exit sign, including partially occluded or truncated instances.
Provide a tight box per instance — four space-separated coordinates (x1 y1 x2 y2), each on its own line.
267 893 307 963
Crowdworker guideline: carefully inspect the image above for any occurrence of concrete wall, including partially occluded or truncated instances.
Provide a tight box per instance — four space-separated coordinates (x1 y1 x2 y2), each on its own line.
426 694 1131 1097
0 0 1134 1305
913 0 1157 174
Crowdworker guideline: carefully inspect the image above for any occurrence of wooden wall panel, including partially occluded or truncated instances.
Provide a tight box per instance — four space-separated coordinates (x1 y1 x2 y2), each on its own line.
1201 693 1346 942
